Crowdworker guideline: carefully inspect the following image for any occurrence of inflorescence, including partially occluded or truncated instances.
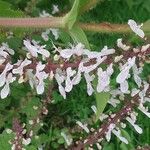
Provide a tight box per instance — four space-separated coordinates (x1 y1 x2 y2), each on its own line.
0 19 150 149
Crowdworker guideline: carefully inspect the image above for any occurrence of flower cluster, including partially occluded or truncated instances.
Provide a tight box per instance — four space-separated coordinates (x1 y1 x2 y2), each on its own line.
0 29 150 100
0 19 150 149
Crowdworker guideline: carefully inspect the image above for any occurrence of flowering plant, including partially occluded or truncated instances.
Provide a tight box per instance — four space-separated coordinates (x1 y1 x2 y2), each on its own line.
0 0 150 150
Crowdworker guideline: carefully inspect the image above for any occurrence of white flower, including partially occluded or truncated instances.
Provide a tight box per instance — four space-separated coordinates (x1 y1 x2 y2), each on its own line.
83 46 115 59
116 57 136 93
0 42 14 64
55 69 66 99
72 69 82 85
11 144 15 150
13 58 31 77
22 138 31 145
35 62 48 94
117 67 130 84
108 98 120 107
128 19 145 38
96 143 102 150
99 113 108 121
76 121 90 133
144 97 150 103
26 69 35 89
84 73 95 96
60 43 84 59
107 63 114 76
61 132 72 146
105 123 115 142
141 44 150 52
120 80 129 93
138 103 150 118
0 63 13 87
97 64 113 92
50 28 59 40
6 128 12 134
133 48 140 53
23 40 50 59
91 105 97 114
112 129 128 144
138 81 149 103
110 89 124 97
41 29 50 41
117 38 130 51
126 116 143 134
65 67 76 92
29 120 34 125
131 88 140 97
52 4 59 14
91 105 108 121
39 10 52 17
117 57 135 83
100 46 115 56
132 64 142 88
1 73 16 99
114 55 123 63
80 56 107 73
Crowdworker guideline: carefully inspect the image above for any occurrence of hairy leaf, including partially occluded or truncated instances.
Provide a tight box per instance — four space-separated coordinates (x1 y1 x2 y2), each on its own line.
69 26 90 49
95 91 110 121
64 0 80 30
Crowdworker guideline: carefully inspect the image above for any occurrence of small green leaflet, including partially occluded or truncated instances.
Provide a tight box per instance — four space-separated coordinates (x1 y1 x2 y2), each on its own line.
0 0 24 17
64 0 80 30
143 20 150 35
95 91 110 121
69 26 90 49
93 78 110 122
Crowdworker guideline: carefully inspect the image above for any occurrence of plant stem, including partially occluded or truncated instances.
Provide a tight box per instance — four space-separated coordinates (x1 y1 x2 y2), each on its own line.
0 17 149 34
0 47 150 73
78 22 131 33
0 17 65 28
70 100 134 150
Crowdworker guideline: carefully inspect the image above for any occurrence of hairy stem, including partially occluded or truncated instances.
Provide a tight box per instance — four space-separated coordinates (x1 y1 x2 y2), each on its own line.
70 100 134 150
70 86 150 150
78 22 131 33
0 17 149 33
0 17 64 28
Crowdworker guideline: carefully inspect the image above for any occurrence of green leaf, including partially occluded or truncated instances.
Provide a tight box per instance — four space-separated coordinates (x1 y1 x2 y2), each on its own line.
0 0 24 17
126 0 134 9
32 134 48 147
103 143 115 150
21 97 42 119
143 20 150 34
69 26 90 49
120 143 128 150
0 131 14 149
26 146 37 150
0 0 25 42
64 0 80 29
58 137 65 144
95 91 110 121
